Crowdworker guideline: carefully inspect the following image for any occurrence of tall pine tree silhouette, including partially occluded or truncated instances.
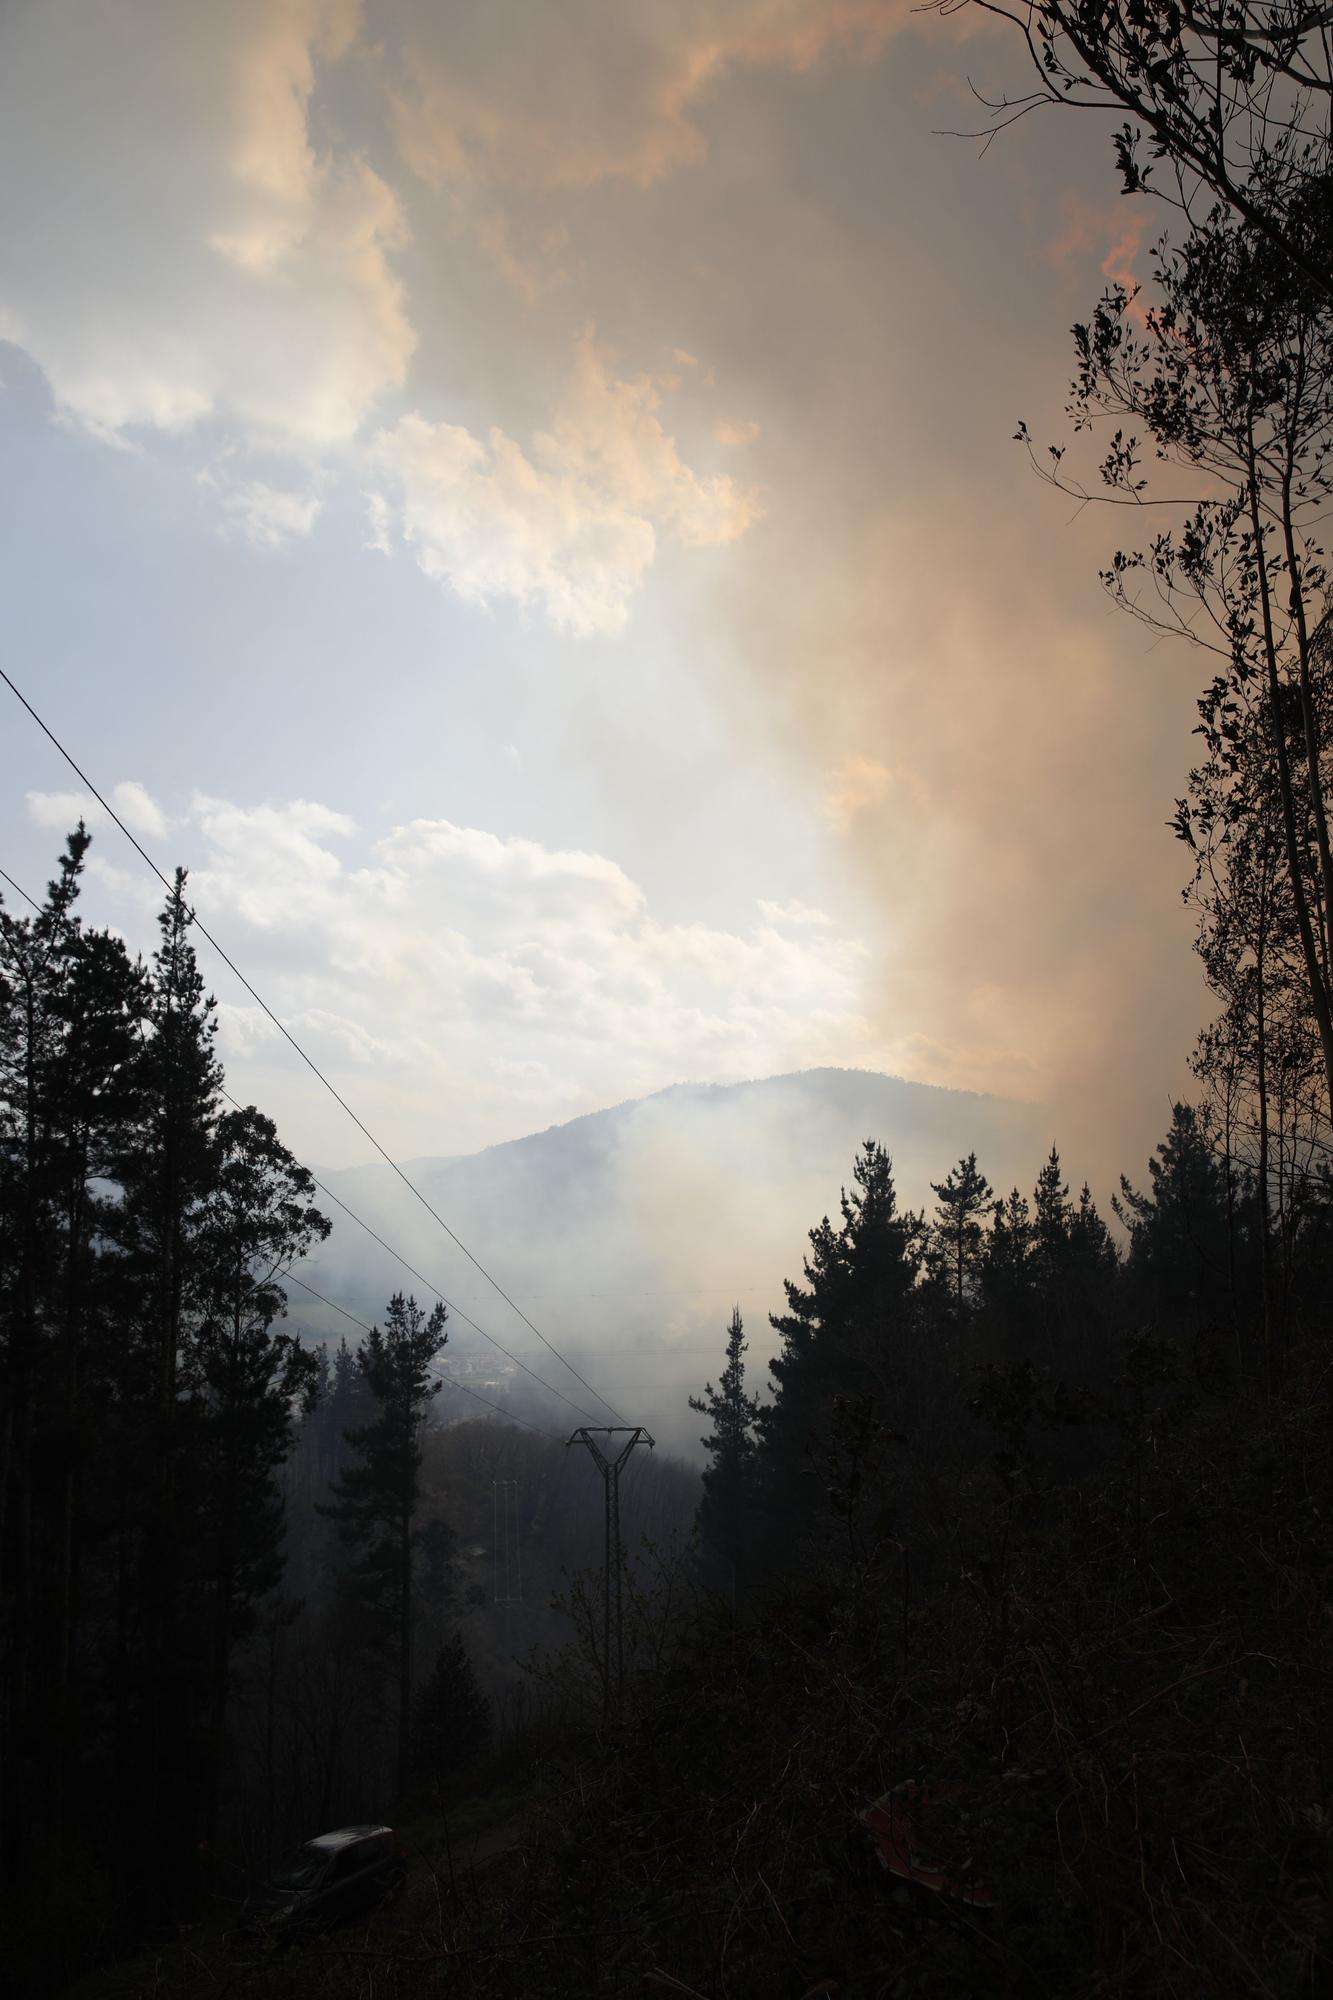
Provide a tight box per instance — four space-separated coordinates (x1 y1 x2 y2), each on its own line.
689 1306 761 1601
758 1141 923 1566
322 1293 446 1797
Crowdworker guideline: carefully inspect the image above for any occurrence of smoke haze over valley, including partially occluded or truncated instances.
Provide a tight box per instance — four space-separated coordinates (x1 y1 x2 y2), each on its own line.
5 5 1333 1989
300 1066 1047 1453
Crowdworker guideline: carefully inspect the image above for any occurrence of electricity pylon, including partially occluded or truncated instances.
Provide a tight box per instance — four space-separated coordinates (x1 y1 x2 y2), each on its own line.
566 1426 654 1714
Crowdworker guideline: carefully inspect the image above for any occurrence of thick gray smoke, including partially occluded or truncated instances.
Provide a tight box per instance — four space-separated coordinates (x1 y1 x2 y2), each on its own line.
299 1066 1049 1457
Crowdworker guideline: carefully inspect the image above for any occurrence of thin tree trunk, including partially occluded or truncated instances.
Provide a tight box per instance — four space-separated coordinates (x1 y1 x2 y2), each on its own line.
1279 337 1333 1006
398 1489 412 1799
1247 465 1333 1116
1256 918 1274 1397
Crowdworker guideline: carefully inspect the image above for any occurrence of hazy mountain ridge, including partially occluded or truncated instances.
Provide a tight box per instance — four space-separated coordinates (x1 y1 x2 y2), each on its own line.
298 1068 1049 1454
392 1066 1039 1176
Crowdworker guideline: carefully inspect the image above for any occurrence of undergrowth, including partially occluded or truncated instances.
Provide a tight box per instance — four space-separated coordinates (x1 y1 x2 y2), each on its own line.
78 1356 1331 1998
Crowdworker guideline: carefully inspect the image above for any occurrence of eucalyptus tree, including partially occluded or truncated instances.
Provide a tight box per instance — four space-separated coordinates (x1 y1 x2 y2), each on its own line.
1175 667 1325 1372
1015 180 1333 1127
938 0 1333 292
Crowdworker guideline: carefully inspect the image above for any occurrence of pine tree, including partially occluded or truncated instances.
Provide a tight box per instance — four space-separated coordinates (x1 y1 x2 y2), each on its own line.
928 1153 994 1316
689 1306 761 1600
981 1186 1034 1357
106 868 223 1910
1032 1148 1073 1289
1117 1104 1235 1355
322 1293 447 1797
187 1103 328 1838
758 1141 923 1565
412 1632 493 1795
0 831 146 1871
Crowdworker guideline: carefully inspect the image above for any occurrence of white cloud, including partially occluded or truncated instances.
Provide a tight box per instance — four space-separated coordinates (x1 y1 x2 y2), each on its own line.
74 789 879 1146
112 781 172 841
204 472 323 550
363 490 393 555
0 0 412 447
375 331 759 634
189 794 357 930
0 4 767 632
757 897 833 927
27 781 170 842
27 789 102 832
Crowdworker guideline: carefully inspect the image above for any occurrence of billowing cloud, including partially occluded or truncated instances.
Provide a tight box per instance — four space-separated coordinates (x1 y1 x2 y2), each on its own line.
202 471 323 550
375 331 759 633
35 787 881 1154
189 795 358 932
474 211 572 305
0 0 1211 1212
0 0 412 446
757 898 833 928
391 1 907 190
28 782 171 842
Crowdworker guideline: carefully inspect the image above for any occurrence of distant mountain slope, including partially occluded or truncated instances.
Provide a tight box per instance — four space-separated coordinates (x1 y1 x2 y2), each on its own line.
299 1068 1049 1455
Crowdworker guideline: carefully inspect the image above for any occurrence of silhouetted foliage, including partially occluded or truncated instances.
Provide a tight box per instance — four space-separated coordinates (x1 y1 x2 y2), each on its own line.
0 835 331 1962
320 1293 447 1796
943 1 1333 295
689 1304 761 1597
411 1631 493 1796
5 832 1331 1999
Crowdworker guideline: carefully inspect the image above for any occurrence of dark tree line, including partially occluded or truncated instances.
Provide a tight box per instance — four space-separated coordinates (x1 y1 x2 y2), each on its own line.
0 831 328 1933
690 1101 1323 1595
0 832 497 1983
319 1292 447 1798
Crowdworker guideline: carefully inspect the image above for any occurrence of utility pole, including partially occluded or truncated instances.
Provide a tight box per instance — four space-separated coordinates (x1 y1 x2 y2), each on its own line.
566 1426 654 1715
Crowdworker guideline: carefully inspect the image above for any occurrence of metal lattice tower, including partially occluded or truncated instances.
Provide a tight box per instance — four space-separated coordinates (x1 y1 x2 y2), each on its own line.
566 1426 654 1714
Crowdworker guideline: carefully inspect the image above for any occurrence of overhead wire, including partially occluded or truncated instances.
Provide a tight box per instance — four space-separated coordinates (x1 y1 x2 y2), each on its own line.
0 666 625 1421
3 859 756 1406
215 1091 606 1422
276 1266 564 1440
0 856 609 1426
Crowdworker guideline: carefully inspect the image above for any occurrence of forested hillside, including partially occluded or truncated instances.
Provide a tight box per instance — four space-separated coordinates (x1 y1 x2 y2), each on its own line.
8 3 1333 1996
6 809 1331 1996
305 1068 1047 1454
0 836 697 1989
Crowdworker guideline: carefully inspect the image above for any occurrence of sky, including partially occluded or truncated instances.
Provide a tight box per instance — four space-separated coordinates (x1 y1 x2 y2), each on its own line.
0 0 1208 1207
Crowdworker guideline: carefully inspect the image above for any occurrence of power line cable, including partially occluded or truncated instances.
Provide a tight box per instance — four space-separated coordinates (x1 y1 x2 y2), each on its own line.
0 669 624 1421
277 1266 563 1440
217 1094 605 1420
277 1267 376 1338
0 858 609 1426
4 865 755 1408
280 1264 572 1440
